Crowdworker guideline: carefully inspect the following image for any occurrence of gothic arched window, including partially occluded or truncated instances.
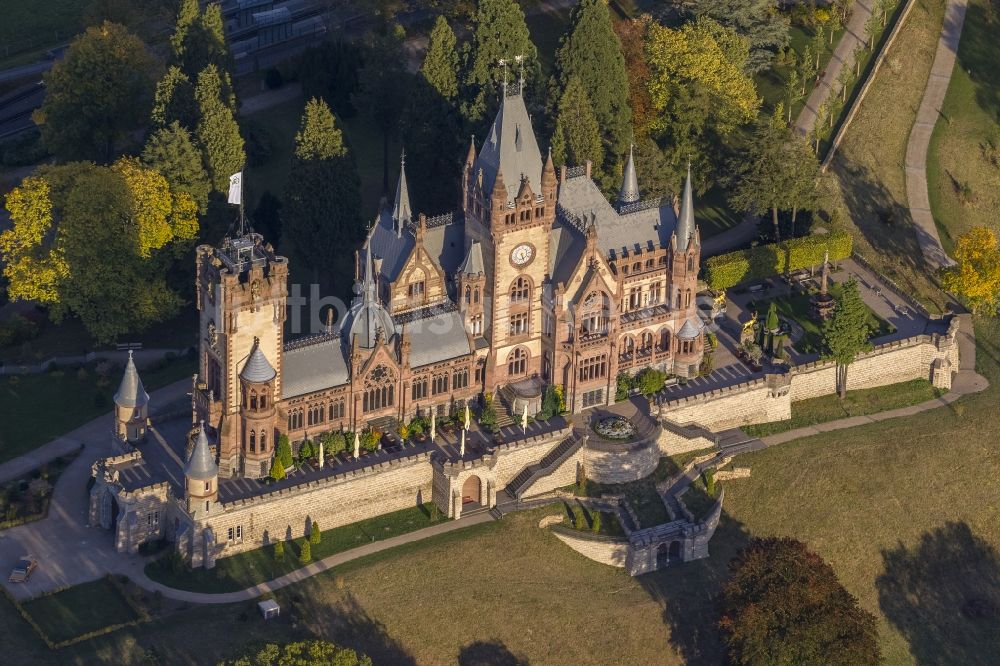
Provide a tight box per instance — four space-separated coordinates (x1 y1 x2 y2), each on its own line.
507 347 528 376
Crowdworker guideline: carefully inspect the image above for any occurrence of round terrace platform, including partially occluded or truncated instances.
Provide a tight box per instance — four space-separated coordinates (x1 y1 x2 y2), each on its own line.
576 399 663 485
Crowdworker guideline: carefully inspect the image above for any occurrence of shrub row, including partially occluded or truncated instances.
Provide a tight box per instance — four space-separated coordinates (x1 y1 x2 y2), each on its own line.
704 231 853 291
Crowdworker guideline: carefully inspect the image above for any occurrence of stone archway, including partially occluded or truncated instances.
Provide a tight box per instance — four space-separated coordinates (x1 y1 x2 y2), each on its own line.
462 475 482 505
656 542 670 568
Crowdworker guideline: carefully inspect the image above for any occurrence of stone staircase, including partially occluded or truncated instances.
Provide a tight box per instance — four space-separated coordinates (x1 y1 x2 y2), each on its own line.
503 434 586 500
494 386 518 428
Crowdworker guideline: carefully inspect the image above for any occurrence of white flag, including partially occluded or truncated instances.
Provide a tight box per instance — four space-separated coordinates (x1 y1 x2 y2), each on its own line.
227 172 242 205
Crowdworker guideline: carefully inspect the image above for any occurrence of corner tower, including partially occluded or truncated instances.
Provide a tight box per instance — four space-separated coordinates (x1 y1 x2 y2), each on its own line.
114 350 149 447
195 232 288 477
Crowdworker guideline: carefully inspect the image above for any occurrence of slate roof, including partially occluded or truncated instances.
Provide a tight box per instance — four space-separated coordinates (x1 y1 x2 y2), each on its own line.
366 209 415 283
676 164 696 251
474 84 543 205
282 334 350 398
549 223 586 287
406 308 473 368
677 318 705 339
185 423 218 481
422 220 466 275
458 240 485 275
557 175 677 260
342 249 397 349
391 153 412 230
240 343 276 383
619 144 639 205
114 351 149 409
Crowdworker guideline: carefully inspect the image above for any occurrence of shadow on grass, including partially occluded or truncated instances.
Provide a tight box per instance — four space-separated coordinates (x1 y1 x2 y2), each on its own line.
290 592 415 665
636 513 753 665
877 521 1000 664
458 639 530 666
956 3 1000 125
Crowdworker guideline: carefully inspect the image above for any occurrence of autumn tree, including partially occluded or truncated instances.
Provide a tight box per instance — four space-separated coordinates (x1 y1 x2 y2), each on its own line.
36 22 155 163
720 537 881 666
645 17 760 175
673 0 790 72
940 226 1000 314
551 76 603 178
461 0 537 125
142 121 212 214
823 278 872 398
283 98 362 283
555 0 632 165
194 65 245 193
0 162 198 342
613 16 655 140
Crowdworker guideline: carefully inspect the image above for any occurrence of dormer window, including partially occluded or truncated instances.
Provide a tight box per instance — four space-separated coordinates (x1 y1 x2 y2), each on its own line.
408 281 425 298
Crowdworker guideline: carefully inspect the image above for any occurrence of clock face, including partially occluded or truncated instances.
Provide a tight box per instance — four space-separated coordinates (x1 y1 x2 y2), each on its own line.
510 243 534 267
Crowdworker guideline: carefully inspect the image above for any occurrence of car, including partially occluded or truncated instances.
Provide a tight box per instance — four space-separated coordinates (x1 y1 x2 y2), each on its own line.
8 556 37 583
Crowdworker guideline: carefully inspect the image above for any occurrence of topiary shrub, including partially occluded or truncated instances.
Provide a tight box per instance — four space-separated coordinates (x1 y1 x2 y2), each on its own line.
310 521 321 544
615 372 633 401
592 511 602 533
298 439 313 462
276 435 293 468
299 539 311 564
269 456 286 481
274 540 284 559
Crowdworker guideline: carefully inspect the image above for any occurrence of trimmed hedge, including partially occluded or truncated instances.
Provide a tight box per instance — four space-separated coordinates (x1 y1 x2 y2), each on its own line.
704 231 853 290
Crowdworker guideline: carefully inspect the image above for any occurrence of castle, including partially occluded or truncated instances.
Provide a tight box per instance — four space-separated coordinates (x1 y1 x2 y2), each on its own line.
87 82 712 568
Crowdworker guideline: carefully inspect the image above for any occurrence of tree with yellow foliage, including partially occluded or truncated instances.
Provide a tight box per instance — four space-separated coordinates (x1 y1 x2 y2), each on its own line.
644 16 761 181
0 162 199 342
941 226 1000 315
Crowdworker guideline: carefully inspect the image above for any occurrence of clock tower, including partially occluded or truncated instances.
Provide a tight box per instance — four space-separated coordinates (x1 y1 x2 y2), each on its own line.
463 80 557 394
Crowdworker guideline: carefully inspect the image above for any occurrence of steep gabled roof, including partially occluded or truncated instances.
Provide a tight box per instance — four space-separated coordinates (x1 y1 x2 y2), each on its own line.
474 84 543 205
458 240 485 275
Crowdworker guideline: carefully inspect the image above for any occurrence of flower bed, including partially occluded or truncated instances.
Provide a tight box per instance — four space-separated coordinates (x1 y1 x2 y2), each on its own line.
593 416 637 441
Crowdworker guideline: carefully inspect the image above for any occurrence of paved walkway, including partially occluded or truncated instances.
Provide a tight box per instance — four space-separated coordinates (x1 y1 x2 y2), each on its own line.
795 0 875 137
761 313 986 446
904 0 967 269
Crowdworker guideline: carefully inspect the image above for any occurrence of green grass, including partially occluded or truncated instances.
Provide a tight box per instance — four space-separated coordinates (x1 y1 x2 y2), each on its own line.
750 282 895 354
743 378 940 437
680 473 720 521
828 0 952 314
756 23 848 118
20 577 139 645
0 356 196 463
695 185 744 240
0 0 87 68
145 504 447 593
925 0 1000 255
577 457 677 528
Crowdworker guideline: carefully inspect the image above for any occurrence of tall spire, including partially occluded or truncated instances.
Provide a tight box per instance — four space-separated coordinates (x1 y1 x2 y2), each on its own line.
114 350 149 409
392 150 412 236
618 144 639 206
465 135 476 166
676 162 696 251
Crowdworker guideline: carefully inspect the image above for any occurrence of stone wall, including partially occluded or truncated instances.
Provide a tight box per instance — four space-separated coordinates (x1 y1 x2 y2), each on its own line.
659 323 959 431
657 422 715 456
206 453 434 557
583 438 659 484
550 526 630 567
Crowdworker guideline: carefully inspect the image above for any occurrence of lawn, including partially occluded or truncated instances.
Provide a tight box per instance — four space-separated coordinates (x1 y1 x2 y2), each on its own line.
19 577 140 646
1 308 198 365
750 281 895 354
0 356 196 464
679 472 720 521
743 378 940 437
925 0 1000 255
695 185 744 240
145 504 447 593
0 0 87 69
828 0 951 313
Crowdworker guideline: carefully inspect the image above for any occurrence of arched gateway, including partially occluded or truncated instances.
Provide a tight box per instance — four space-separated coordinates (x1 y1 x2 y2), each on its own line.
461 475 482 505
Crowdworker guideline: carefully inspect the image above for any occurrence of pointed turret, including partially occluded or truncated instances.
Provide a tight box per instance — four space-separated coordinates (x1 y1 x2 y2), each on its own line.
676 163 696 251
618 144 640 206
541 146 556 192
115 350 149 410
185 421 218 481
465 135 477 166
341 248 395 349
392 151 412 236
458 240 485 276
475 82 543 206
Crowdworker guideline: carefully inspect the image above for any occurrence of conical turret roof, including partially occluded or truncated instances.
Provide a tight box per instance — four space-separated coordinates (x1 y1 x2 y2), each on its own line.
458 240 485 276
114 351 149 409
676 163 696 251
185 422 218 481
240 339 276 383
618 144 639 206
